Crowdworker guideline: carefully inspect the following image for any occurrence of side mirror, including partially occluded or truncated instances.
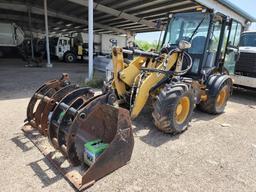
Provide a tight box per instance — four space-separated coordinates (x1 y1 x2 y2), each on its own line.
226 46 239 54
179 40 191 50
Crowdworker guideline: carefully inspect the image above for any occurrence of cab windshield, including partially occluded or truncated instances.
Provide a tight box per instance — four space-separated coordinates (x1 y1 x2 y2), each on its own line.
239 32 256 47
163 12 211 54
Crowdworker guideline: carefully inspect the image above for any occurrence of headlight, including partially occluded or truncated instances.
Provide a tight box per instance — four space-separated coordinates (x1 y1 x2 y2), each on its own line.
179 40 191 50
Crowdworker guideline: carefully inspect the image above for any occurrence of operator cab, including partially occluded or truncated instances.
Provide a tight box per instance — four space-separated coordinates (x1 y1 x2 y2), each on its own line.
163 11 242 79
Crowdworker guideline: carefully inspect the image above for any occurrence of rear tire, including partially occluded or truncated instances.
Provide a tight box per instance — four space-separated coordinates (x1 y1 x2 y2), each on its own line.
64 52 76 63
199 81 230 114
152 84 195 134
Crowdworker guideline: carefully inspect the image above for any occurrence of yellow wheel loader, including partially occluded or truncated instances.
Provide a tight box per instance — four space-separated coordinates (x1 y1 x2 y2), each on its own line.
108 10 238 134
24 10 242 190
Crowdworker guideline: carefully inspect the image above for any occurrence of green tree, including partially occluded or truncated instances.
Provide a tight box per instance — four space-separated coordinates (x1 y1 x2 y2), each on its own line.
135 40 161 51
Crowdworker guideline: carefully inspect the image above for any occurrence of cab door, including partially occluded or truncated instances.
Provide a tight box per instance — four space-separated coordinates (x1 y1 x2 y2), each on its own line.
224 20 242 74
56 38 63 58
56 38 70 59
62 39 70 54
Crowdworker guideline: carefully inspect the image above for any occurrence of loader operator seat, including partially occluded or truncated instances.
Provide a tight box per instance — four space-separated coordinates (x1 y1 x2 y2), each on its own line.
187 36 207 75
189 36 206 54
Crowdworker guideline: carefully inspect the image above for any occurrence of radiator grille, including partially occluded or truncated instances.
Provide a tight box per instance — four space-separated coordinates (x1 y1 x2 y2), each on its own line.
235 52 256 77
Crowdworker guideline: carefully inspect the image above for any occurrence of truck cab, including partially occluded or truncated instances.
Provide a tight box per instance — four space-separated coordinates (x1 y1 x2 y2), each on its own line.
231 31 256 88
49 36 71 61
237 31 256 76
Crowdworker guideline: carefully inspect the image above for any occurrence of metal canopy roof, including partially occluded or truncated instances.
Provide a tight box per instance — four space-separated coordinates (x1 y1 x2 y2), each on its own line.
0 0 255 36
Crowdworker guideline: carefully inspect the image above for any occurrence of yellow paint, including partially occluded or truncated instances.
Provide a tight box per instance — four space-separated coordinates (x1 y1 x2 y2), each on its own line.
119 57 146 86
130 52 178 119
175 96 190 124
200 95 208 101
112 48 126 96
147 58 157 68
176 104 183 115
216 87 227 108
78 45 83 55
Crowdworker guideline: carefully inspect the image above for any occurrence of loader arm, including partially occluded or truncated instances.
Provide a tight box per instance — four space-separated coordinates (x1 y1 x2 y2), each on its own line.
130 52 178 119
112 47 147 97
112 47 179 119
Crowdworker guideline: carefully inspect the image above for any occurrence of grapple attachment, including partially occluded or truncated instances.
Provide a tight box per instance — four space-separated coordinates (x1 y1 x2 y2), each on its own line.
23 75 134 190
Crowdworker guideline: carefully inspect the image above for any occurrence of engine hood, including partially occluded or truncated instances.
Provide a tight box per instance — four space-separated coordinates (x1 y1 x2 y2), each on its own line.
239 46 256 54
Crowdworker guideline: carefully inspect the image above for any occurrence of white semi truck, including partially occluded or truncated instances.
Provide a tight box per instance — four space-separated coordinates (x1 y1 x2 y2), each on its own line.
0 22 24 57
230 31 256 88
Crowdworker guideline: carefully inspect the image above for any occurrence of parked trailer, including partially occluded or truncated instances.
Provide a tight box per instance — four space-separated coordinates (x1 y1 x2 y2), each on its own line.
50 33 127 63
0 23 24 57
0 23 24 47
78 33 127 55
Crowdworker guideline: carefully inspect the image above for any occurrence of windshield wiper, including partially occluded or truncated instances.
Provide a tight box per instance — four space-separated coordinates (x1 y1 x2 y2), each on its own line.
189 16 206 42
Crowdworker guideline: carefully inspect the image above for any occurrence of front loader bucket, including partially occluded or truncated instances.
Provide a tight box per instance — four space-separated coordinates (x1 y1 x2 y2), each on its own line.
73 104 134 190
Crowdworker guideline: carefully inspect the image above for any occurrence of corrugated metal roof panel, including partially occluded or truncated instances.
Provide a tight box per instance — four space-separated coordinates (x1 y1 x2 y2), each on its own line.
0 0 254 36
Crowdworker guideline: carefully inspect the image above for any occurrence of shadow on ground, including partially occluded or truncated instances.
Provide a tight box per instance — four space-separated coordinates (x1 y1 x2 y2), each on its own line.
27 157 63 188
230 88 256 105
11 132 65 189
133 88 256 148
132 99 230 148
11 134 34 152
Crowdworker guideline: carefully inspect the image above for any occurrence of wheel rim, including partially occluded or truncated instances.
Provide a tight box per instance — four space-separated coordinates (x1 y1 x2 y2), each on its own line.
175 96 190 124
216 87 227 108
67 55 73 62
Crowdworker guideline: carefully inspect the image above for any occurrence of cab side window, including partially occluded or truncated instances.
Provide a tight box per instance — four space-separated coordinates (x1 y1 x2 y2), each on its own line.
224 20 242 74
228 21 242 47
63 40 68 46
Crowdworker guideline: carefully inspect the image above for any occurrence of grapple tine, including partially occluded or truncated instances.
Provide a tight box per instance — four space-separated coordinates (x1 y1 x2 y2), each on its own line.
26 73 71 129
34 88 56 131
39 84 78 135
48 87 94 152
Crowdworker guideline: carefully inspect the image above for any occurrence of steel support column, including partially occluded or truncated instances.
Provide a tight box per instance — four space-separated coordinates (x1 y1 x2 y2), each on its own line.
88 0 93 80
44 0 52 67
28 7 34 60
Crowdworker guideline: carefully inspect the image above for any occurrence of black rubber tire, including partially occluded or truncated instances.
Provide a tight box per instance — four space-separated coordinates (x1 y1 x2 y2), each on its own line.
152 84 195 134
64 52 76 63
198 81 231 114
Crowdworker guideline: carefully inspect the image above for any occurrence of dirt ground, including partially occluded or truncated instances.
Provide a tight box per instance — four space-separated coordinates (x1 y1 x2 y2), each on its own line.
0 59 256 192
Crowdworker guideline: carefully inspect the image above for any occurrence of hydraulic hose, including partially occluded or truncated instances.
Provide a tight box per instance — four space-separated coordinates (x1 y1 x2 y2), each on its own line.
174 51 192 76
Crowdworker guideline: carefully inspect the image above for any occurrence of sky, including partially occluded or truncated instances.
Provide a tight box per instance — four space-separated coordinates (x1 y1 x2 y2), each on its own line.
136 0 256 43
